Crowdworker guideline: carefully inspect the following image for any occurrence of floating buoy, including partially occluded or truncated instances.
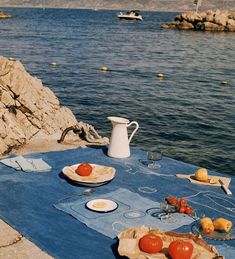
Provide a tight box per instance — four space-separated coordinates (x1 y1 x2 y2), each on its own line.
221 80 229 85
100 66 108 72
50 62 58 67
157 73 164 78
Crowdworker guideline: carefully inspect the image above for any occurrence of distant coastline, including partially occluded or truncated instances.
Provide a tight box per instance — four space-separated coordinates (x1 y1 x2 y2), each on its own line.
1 0 235 12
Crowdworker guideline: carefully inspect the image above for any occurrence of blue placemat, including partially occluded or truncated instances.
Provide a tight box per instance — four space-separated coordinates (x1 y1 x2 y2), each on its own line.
54 188 194 238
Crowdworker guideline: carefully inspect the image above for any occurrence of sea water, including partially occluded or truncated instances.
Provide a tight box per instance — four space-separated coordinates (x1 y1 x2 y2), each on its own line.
0 8 234 175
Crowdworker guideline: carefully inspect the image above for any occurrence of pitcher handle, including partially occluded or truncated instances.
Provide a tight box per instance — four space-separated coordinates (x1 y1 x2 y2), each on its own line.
127 121 139 143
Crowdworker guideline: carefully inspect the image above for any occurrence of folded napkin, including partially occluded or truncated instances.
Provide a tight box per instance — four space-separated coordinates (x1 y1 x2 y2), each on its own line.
0 156 52 172
54 188 194 239
176 174 231 188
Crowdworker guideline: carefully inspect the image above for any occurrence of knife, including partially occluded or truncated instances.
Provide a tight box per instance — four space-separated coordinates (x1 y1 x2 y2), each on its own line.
219 179 232 196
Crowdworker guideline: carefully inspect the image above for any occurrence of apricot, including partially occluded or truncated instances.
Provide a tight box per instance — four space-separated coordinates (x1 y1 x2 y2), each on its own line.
195 168 208 182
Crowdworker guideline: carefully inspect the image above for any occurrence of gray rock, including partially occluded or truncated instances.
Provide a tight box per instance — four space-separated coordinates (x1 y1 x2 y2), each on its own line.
161 22 177 29
205 10 215 23
162 9 235 32
204 22 225 31
195 22 205 30
227 18 235 26
176 21 194 30
0 56 107 155
181 11 203 23
228 12 235 20
214 12 228 26
226 24 235 31
174 15 182 22
0 11 11 19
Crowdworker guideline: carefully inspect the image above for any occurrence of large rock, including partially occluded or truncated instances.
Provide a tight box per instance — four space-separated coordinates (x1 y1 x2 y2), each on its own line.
226 24 235 31
205 10 215 22
0 11 11 19
214 11 228 26
181 11 203 23
228 12 235 20
162 9 235 32
0 56 107 155
176 21 194 30
161 22 178 29
204 22 225 31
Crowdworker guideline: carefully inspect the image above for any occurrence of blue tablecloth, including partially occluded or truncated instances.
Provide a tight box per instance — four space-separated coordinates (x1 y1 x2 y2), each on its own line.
0 146 234 258
54 188 194 238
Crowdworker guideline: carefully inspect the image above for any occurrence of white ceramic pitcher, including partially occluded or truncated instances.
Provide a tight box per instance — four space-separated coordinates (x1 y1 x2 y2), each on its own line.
107 116 139 158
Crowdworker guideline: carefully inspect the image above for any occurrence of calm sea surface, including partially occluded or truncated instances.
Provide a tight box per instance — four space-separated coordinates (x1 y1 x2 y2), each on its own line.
1 8 234 175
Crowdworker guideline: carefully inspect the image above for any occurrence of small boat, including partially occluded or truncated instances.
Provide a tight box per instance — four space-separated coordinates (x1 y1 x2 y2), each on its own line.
117 10 143 21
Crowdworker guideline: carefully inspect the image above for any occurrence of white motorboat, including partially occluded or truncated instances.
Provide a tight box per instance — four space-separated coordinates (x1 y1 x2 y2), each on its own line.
117 10 143 21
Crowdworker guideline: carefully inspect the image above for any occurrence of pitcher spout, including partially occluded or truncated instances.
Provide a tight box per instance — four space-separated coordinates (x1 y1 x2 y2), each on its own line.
107 116 130 124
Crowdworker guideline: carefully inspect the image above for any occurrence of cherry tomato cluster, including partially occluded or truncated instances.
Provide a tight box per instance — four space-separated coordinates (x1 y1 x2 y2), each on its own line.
165 196 193 215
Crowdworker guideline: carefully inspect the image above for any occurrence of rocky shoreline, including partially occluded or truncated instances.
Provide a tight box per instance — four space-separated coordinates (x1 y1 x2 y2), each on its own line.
0 56 108 157
161 10 235 32
0 11 11 19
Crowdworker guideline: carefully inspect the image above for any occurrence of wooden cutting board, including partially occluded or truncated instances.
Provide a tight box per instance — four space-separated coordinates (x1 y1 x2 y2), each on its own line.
176 174 231 188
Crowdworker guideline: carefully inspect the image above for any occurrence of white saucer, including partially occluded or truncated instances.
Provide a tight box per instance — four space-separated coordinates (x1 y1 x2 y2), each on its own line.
86 199 118 213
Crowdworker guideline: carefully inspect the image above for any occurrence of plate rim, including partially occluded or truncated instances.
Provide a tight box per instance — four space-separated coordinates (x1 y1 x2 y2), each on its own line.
86 198 118 213
62 163 116 184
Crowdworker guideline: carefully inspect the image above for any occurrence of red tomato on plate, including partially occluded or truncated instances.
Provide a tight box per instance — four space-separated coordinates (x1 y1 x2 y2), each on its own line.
75 163 93 176
139 233 163 254
168 240 193 259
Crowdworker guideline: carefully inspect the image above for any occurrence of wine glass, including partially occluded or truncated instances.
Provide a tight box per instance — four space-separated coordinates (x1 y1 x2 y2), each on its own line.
147 151 162 169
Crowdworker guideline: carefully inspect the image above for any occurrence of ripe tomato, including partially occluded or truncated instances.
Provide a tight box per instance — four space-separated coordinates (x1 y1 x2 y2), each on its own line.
171 199 179 207
185 206 192 215
168 240 193 259
179 198 187 206
165 196 173 204
75 163 93 176
139 233 163 254
166 196 178 206
179 206 186 213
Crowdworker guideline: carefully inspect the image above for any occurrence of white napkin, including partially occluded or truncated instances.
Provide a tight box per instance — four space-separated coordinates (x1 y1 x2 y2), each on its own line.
0 155 51 172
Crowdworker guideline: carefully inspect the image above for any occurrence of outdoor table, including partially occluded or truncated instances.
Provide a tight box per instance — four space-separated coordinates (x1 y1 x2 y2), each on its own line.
0 146 234 258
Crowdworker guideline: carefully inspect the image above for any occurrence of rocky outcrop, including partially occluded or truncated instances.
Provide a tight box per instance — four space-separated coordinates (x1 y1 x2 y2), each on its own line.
0 56 107 156
161 10 235 32
0 11 11 19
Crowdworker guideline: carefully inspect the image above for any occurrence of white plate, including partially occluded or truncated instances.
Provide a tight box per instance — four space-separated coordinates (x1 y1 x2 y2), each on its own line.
86 199 118 212
62 163 116 187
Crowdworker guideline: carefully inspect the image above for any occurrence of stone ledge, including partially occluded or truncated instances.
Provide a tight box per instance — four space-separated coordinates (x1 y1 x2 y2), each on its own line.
0 219 53 258
0 56 108 157
0 11 11 19
161 9 235 32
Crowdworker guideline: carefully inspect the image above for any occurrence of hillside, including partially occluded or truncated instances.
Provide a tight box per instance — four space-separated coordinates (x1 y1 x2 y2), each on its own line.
0 0 235 12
